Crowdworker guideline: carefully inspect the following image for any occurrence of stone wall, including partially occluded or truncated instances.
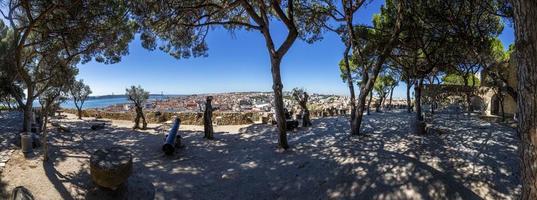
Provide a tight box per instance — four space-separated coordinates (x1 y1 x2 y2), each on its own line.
479 87 516 116
64 109 261 125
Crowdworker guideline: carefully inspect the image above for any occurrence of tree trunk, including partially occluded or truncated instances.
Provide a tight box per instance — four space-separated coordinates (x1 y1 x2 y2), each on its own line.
348 0 403 136
462 75 472 114
412 79 426 134
344 3 360 135
43 114 49 162
141 110 147 129
204 102 214 139
343 45 357 134
302 109 311 127
270 57 288 149
353 82 378 135
512 1 537 198
466 93 472 114
133 108 140 129
6 99 12 110
388 87 395 110
376 96 384 112
415 79 424 121
38 101 45 131
21 85 35 132
500 97 505 122
77 107 83 120
367 90 373 115
497 88 505 122
22 95 34 133
352 90 367 135
406 80 412 113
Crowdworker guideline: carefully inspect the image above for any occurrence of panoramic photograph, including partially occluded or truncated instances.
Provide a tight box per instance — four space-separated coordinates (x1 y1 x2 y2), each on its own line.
0 0 535 199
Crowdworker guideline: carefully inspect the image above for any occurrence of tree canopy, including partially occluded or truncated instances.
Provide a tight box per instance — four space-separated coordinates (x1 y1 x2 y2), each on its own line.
0 0 137 131
126 85 149 107
130 0 330 59
70 79 92 119
442 73 481 86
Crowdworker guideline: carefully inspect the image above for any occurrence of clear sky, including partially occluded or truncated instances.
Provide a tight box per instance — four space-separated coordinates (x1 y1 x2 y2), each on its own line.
77 1 515 98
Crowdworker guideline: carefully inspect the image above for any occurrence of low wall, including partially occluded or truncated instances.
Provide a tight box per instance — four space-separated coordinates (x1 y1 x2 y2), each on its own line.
64 109 261 125
65 108 356 126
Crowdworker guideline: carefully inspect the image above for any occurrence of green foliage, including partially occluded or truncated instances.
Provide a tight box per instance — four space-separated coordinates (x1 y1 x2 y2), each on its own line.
0 20 24 106
126 85 149 107
442 73 480 86
70 79 92 109
374 75 397 98
0 20 10 99
391 0 504 81
338 58 358 83
489 38 509 61
1 0 135 105
291 87 309 106
39 86 69 111
337 1 402 86
480 37 514 91
131 0 331 59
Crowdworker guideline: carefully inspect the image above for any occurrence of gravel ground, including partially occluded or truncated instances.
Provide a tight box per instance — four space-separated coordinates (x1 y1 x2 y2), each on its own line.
0 110 520 199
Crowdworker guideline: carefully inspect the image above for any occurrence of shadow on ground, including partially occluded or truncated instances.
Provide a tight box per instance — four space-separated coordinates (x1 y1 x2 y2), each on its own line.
0 112 22 198
1 110 521 199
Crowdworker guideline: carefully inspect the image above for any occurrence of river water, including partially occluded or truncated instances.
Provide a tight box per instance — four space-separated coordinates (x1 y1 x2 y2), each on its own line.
31 95 180 109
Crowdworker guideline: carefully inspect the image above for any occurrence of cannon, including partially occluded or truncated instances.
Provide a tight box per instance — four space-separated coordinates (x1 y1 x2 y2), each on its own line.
162 117 181 155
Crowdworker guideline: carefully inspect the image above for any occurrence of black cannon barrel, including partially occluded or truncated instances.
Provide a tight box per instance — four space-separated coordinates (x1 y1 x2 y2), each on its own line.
162 117 181 155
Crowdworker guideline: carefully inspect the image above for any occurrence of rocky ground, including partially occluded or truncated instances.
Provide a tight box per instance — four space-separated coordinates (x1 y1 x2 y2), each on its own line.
0 110 520 199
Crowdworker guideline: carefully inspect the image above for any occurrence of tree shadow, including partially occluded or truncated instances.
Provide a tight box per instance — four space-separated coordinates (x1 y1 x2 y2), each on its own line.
0 111 21 148
0 112 23 199
6 110 520 199
424 112 520 199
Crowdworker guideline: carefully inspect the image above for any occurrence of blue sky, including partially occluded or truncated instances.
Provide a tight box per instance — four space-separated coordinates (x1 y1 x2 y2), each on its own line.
77 1 515 98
